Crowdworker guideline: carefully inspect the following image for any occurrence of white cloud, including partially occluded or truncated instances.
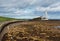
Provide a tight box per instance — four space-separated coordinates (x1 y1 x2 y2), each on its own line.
47 2 60 11
15 10 30 14
35 7 47 12
48 6 60 11
49 2 60 8
0 0 60 12
0 0 60 19
35 2 60 12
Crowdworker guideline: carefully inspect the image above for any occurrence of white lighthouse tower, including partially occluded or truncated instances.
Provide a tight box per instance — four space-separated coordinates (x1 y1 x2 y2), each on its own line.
45 10 48 20
41 10 48 20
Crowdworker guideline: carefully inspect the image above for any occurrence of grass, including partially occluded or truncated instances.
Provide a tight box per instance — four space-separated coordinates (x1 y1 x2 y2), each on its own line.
0 16 18 22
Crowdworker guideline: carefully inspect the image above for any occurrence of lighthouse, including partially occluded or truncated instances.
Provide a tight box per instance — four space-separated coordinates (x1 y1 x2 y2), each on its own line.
41 10 48 20
45 10 48 20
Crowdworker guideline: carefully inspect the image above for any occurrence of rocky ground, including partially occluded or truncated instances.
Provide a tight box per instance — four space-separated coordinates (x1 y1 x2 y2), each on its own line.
1 21 60 41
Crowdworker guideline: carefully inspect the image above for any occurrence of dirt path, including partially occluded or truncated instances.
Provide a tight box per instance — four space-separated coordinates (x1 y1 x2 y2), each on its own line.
0 21 25 41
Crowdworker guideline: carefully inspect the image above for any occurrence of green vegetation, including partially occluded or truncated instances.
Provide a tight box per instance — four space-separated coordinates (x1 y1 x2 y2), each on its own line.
0 16 17 22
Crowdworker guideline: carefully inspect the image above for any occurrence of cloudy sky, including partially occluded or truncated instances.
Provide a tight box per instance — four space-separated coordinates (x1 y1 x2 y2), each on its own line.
0 0 60 19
